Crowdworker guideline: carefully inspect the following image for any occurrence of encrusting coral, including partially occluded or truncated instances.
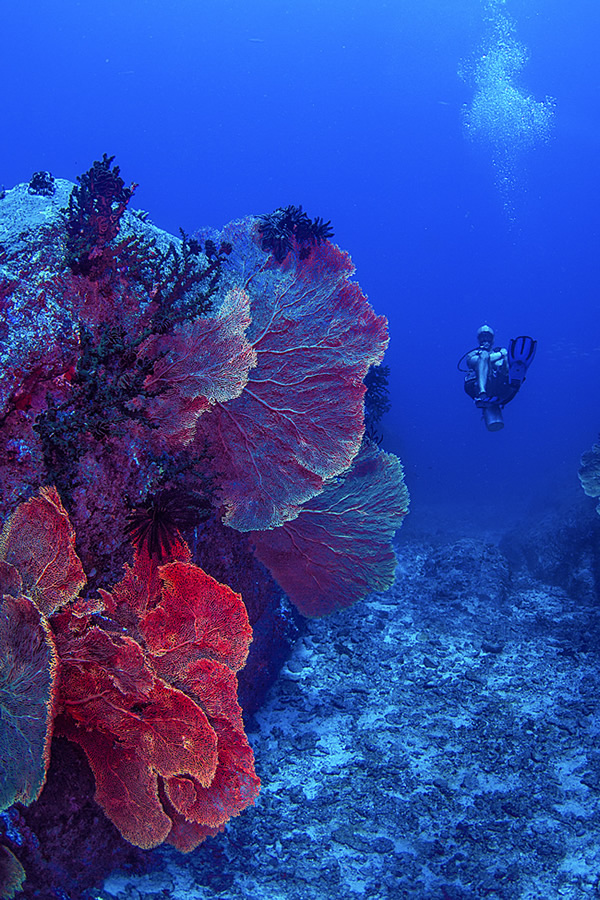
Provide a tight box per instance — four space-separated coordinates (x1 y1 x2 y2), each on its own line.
0 155 408 895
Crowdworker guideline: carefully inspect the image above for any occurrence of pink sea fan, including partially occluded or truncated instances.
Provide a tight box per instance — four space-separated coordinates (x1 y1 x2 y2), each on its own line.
251 441 409 616
197 229 389 532
140 286 256 446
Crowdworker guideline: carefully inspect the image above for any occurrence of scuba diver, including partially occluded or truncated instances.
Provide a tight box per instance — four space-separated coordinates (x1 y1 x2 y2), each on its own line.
458 325 537 431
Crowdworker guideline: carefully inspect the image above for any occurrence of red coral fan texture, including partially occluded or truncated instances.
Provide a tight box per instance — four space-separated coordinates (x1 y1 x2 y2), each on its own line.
54 544 259 850
0 485 86 616
0 593 58 811
0 488 259 850
200 238 389 531
0 845 26 899
0 486 81 813
252 442 409 616
139 286 257 446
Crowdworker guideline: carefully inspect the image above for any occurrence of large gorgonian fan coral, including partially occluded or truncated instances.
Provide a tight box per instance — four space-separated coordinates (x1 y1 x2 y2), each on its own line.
0 486 86 815
138 285 257 446
0 485 87 616
191 221 390 532
251 441 409 616
0 593 58 812
0 845 26 900
0 488 259 852
54 545 258 851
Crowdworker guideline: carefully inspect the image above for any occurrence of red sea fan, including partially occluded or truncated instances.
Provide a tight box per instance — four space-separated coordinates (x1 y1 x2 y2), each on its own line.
251 441 409 616
139 560 253 674
54 616 220 849
55 545 259 850
0 846 26 899
0 487 258 851
162 655 258 844
0 487 83 814
197 232 389 532
139 559 259 849
0 593 59 812
0 485 86 616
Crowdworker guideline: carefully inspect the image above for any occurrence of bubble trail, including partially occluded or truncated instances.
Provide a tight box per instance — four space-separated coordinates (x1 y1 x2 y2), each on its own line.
461 0 555 218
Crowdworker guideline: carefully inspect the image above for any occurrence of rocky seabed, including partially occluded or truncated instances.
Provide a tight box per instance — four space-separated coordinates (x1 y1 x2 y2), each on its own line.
103 533 600 900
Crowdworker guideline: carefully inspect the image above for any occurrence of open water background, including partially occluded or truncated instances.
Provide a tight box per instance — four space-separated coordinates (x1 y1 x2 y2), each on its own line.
1 0 599 524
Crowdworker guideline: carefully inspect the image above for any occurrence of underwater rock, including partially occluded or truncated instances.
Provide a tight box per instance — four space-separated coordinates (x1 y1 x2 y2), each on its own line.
579 441 600 515
422 537 511 608
500 499 600 604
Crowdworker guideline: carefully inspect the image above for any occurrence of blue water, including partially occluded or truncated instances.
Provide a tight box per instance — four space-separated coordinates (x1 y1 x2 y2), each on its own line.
2 0 599 527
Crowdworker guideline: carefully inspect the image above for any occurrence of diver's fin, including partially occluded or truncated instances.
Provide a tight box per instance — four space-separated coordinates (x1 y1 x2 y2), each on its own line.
508 335 537 385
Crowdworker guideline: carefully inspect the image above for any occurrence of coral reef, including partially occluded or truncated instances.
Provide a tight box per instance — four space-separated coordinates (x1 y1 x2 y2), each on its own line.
62 153 136 277
57 543 258 852
0 487 258 872
0 845 25 899
192 222 392 532
0 157 407 896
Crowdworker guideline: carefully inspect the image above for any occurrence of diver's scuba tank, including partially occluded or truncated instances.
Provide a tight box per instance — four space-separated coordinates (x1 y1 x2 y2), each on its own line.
480 403 504 431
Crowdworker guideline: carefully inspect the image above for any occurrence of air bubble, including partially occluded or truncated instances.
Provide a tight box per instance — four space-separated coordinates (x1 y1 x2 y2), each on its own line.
461 0 555 217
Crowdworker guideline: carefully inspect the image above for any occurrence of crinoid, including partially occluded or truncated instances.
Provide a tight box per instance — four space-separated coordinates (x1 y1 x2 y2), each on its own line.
257 205 334 262
125 489 211 561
